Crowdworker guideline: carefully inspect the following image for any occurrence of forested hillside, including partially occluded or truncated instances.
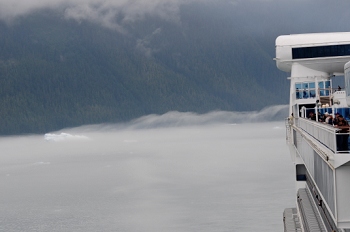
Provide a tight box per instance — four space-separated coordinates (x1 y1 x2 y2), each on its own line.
0 4 289 135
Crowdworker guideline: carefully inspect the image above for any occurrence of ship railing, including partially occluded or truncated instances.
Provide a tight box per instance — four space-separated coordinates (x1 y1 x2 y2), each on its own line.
318 87 342 95
285 117 292 143
294 117 342 153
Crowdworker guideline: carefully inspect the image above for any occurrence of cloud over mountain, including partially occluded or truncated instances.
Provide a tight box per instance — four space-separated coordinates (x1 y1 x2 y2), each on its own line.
1 0 349 34
0 0 204 26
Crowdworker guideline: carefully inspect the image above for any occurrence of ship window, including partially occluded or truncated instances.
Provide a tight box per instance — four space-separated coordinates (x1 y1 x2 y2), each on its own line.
292 44 350 59
318 81 331 96
325 81 331 96
295 82 316 99
310 90 316 98
303 83 309 98
295 83 302 99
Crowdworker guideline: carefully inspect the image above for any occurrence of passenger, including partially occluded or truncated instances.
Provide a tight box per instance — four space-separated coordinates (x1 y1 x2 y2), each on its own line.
325 113 333 125
318 111 324 122
308 112 316 121
333 113 341 125
296 88 300 99
338 85 342 91
324 112 329 122
288 113 294 125
334 115 349 151
303 89 308 98
329 115 334 125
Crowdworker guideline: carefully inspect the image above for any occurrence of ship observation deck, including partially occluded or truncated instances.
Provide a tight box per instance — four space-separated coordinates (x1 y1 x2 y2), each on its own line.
288 115 350 168
277 33 350 231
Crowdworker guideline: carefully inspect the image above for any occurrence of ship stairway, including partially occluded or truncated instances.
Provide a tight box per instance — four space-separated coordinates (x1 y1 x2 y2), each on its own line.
283 208 302 232
297 188 327 232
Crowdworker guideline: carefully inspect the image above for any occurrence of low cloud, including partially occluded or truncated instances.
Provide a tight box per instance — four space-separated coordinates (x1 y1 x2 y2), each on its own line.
0 0 199 28
124 104 288 129
48 105 288 134
136 28 162 57
1 0 347 37
0 0 290 27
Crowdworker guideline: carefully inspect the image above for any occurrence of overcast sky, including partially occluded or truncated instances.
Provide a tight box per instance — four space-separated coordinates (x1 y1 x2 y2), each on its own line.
0 0 349 35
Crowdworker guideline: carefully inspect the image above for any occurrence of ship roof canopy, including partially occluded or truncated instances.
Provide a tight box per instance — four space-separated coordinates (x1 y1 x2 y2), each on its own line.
276 32 350 47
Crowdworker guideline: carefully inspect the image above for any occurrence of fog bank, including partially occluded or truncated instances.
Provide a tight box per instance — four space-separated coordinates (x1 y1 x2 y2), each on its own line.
0 108 294 232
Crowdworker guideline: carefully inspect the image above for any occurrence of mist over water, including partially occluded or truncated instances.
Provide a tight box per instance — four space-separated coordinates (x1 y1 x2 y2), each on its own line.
0 106 295 232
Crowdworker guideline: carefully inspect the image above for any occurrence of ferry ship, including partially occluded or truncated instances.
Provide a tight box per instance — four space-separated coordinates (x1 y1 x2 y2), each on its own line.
276 32 350 232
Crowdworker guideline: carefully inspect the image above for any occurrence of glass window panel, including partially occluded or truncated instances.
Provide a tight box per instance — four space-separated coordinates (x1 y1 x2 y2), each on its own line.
296 90 302 99
325 81 331 88
292 44 350 59
310 90 316 98
302 90 309 98
318 82 324 88
320 85 325 96
303 83 309 89
295 83 302 89
309 82 315 88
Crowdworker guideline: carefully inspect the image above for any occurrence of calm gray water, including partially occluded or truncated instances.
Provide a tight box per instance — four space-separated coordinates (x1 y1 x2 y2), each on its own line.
0 116 294 231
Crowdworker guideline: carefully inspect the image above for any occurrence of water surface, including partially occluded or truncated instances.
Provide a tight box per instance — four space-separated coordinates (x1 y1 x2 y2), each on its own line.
0 120 294 231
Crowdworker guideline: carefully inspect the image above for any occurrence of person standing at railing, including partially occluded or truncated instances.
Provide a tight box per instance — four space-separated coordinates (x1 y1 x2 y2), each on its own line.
324 113 333 125
288 113 294 125
296 88 301 99
334 115 349 151
333 113 340 126
308 112 316 121
303 89 308 98
318 111 325 122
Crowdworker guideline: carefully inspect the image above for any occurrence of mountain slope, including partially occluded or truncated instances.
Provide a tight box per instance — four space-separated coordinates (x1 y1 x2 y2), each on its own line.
0 6 288 135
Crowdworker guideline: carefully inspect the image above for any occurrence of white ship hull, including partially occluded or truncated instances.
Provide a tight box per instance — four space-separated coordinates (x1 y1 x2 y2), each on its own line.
276 32 350 232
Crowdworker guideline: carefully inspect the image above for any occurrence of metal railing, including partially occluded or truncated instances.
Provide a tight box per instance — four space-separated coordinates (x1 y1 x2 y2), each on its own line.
285 118 292 143
294 117 345 153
